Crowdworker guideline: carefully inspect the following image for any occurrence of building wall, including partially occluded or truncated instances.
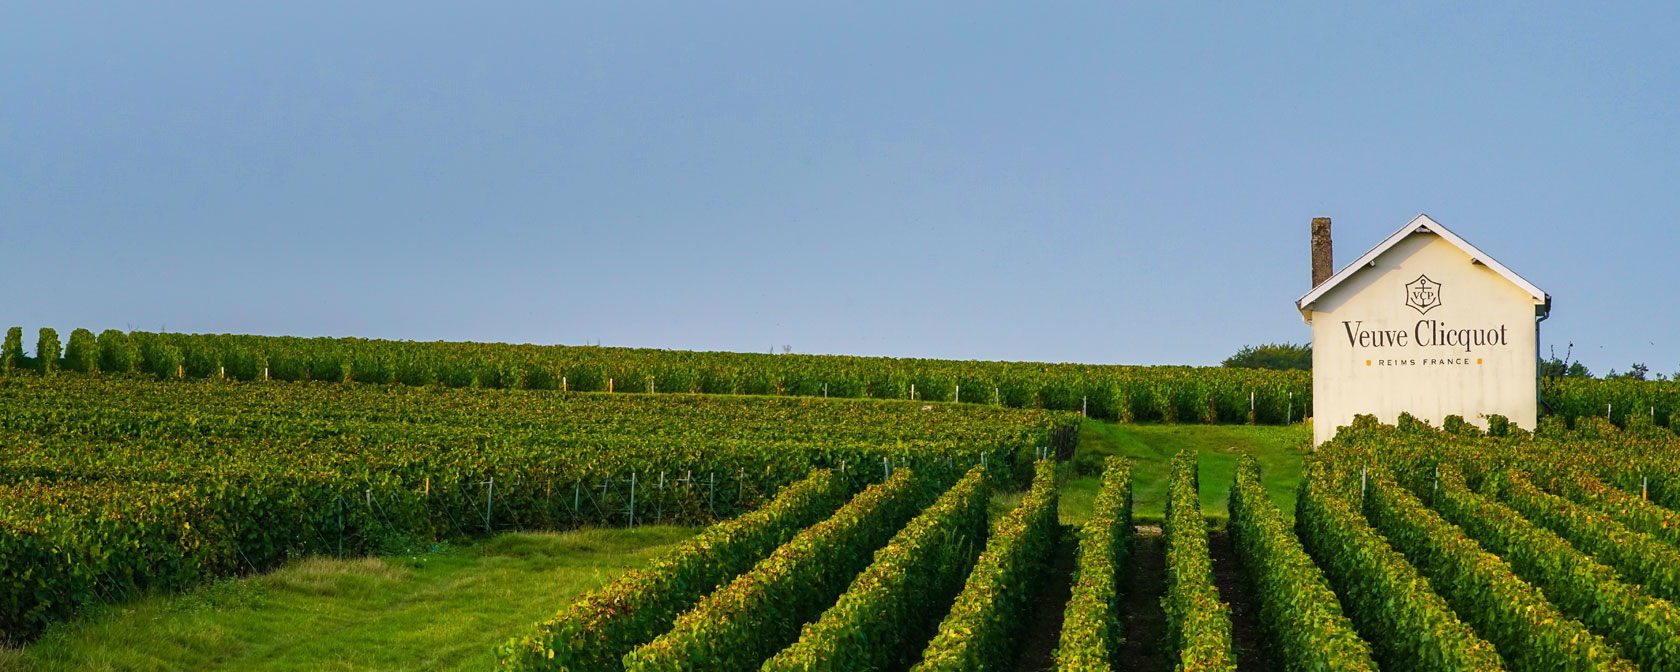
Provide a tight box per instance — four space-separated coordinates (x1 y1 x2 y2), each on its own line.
1310 232 1540 445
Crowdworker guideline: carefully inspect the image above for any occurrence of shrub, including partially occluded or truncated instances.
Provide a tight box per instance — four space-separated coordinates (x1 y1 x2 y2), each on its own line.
63 328 99 373
35 328 61 375
96 330 139 374
2 327 25 373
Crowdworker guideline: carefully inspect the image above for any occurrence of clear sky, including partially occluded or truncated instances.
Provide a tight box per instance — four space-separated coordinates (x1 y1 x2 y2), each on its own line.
5 3 1677 376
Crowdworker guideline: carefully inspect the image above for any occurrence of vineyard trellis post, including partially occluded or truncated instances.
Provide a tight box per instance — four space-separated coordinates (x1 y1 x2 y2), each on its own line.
656 471 666 524
628 472 637 528
485 478 494 532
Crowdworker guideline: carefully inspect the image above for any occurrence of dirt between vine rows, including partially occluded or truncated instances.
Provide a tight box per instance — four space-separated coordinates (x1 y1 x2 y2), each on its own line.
1007 525 1078 671
1117 525 1172 672
1004 523 1272 672
1208 528 1275 672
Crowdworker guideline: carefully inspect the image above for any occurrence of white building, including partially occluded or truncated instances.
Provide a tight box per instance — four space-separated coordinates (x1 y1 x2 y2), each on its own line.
1296 215 1551 445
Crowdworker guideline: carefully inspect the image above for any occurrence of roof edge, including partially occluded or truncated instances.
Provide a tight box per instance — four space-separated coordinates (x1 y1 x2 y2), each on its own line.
1295 214 1548 315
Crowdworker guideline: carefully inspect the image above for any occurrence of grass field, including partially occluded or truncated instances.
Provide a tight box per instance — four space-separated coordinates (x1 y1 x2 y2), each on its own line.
2 528 696 672
5 420 1306 671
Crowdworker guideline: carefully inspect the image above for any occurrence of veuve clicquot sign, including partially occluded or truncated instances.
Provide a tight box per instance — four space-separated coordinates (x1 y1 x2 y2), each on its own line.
1341 275 1512 356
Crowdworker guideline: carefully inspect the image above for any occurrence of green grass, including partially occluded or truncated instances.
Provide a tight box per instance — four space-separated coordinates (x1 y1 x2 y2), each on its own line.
1060 420 1310 527
2 526 697 672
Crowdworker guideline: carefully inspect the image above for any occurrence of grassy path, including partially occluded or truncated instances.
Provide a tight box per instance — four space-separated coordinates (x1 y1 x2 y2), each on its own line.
3 527 696 672
1062 420 1309 524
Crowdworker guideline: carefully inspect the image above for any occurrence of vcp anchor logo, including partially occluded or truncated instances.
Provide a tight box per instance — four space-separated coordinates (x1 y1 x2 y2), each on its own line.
1405 274 1442 315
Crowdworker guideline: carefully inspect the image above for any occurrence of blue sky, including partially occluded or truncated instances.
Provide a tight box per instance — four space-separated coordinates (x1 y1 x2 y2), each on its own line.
5 2 1676 375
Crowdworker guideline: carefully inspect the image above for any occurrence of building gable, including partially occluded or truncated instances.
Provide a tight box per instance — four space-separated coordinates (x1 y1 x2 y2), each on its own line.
1296 214 1549 323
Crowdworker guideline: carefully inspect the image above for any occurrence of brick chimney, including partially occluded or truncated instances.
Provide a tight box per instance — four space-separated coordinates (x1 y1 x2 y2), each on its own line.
1311 217 1333 288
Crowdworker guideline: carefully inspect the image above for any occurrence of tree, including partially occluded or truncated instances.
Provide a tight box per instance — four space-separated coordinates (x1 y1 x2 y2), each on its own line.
1605 363 1650 381
1539 344 1592 379
1221 343 1311 371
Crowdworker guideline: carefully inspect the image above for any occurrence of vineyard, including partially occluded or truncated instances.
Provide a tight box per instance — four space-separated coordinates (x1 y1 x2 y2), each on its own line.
5 330 1680 670
490 417 1680 671
0 374 1074 643
8 326 1674 428
2 326 1312 423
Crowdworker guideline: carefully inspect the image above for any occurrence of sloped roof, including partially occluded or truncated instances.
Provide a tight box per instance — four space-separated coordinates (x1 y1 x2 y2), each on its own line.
1296 214 1549 318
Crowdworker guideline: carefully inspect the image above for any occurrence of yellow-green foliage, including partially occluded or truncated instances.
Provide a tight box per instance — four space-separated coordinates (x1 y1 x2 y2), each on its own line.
62 329 99 374
620 469 931 672
1429 466 1680 671
1 326 23 372
1296 462 1505 671
1162 449 1234 671
1052 456 1132 671
34 328 60 375
1227 455 1376 672
763 466 990 672
912 461 1058 672
496 470 848 671
1363 467 1630 671
4 325 1312 423
1497 470 1680 604
0 375 1059 642
1315 421 1680 670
